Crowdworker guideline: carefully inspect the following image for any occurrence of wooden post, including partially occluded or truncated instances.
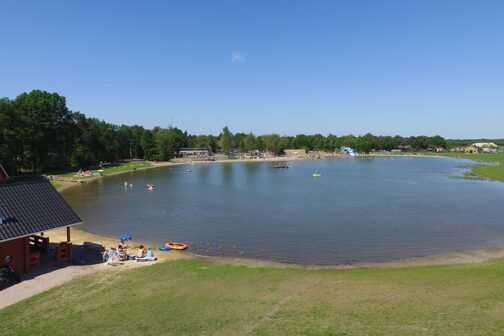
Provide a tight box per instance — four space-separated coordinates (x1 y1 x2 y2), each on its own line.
24 237 31 273
66 226 71 242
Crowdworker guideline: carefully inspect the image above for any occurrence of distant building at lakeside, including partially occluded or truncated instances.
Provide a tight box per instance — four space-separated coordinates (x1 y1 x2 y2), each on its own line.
178 148 213 158
464 146 482 154
284 149 306 157
397 144 411 152
472 142 498 149
463 142 498 154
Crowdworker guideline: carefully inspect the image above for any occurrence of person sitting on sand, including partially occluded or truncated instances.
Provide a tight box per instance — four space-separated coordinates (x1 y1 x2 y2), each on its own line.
136 245 146 258
120 239 130 248
136 247 157 262
117 244 127 261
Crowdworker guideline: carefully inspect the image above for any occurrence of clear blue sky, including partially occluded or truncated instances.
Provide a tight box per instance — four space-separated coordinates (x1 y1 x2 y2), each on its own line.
1 0 503 138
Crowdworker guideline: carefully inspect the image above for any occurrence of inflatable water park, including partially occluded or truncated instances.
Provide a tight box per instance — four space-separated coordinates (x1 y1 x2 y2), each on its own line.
341 147 357 157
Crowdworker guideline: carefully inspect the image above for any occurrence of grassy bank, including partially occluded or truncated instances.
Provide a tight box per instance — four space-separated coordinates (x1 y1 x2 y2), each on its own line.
2 258 504 335
439 153 504 182
47 161 155 191
55 161 153 179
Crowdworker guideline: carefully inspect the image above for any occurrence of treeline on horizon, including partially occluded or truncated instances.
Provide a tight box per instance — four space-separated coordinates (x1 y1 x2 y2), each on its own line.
1 90 502 175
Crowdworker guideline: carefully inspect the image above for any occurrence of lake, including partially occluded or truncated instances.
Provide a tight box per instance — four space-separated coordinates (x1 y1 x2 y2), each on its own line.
62 157 504 264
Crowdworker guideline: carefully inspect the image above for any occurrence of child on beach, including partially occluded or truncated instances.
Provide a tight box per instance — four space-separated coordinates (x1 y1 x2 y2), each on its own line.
136 245 146 258
117 244 127 261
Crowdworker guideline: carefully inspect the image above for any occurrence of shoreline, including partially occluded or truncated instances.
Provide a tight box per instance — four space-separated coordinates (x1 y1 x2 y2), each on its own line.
52 158 287 191
47 226 504 271
193 246 504 270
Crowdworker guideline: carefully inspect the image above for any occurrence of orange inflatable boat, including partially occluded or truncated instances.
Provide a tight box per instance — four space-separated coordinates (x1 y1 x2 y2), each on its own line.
165 242 188 250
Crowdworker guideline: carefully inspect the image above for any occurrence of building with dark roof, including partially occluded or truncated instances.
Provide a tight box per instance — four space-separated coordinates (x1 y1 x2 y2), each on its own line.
179 148 213 157
0 167 81 274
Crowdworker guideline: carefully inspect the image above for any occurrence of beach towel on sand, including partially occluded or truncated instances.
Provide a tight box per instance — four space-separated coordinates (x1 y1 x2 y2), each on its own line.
136 256 157 262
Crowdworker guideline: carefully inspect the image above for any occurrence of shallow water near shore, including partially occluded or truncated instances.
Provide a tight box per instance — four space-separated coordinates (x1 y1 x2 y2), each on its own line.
62 157 504 264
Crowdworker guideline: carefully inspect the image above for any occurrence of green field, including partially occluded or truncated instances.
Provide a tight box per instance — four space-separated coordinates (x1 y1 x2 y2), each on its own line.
56 161 152 179
439 153 504 182
2 258 504 335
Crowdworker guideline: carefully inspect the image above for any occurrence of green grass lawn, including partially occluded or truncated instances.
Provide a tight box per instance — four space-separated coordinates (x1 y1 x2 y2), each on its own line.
439 153 504 182
2 259 504 335
56 161 152 179
440 153 504 165
99 161 153 176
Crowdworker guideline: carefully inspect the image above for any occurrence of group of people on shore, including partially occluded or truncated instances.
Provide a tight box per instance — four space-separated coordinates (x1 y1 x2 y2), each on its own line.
77 169 100 177
106 243 157 264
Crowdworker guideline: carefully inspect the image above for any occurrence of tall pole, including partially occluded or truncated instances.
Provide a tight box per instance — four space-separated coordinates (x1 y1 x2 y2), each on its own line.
66 226 71 242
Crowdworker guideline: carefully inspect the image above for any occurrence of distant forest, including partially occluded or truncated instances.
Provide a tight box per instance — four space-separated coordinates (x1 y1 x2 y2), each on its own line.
0 90 502 175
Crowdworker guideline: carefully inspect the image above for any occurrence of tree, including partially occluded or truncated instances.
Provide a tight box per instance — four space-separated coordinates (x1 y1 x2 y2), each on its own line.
193 135 216 150
260 134 288 155
430 135 447 149
129 125 146 159
310 134 325 151
292 134 309 150
141 130 156 160
117 125 133 159
0 98 23 174
356 133 378 153
153 127 187 160
378 136 401 151
324 134 339 152
70 112 94 167
411 136 430 150
234 132 247 150
219 126 234 155
340 135 357 149
243 133 256 151
14 90 76 171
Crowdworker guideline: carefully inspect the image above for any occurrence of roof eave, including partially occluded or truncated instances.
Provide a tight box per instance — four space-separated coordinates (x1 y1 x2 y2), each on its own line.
0 222 82 244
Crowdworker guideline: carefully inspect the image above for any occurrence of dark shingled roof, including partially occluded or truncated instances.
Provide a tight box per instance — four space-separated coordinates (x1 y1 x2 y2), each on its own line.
0 179 81 242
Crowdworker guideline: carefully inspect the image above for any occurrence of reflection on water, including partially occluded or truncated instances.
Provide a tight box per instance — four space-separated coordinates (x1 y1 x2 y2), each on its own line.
62 157 504 264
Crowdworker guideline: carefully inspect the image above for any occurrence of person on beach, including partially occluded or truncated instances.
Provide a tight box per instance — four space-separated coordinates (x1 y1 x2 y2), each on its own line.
136 247 157 262
136 245 146 258
117 244 127 261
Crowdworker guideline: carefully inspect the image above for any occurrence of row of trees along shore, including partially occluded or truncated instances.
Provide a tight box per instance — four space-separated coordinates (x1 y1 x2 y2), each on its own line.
0 90 501 175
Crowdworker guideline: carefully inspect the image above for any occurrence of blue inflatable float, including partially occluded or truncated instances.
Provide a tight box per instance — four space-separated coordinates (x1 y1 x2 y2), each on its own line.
159 246 172 252
120 235 132 241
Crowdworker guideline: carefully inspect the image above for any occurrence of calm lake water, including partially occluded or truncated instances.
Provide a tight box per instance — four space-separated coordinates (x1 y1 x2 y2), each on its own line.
62 157 504 264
